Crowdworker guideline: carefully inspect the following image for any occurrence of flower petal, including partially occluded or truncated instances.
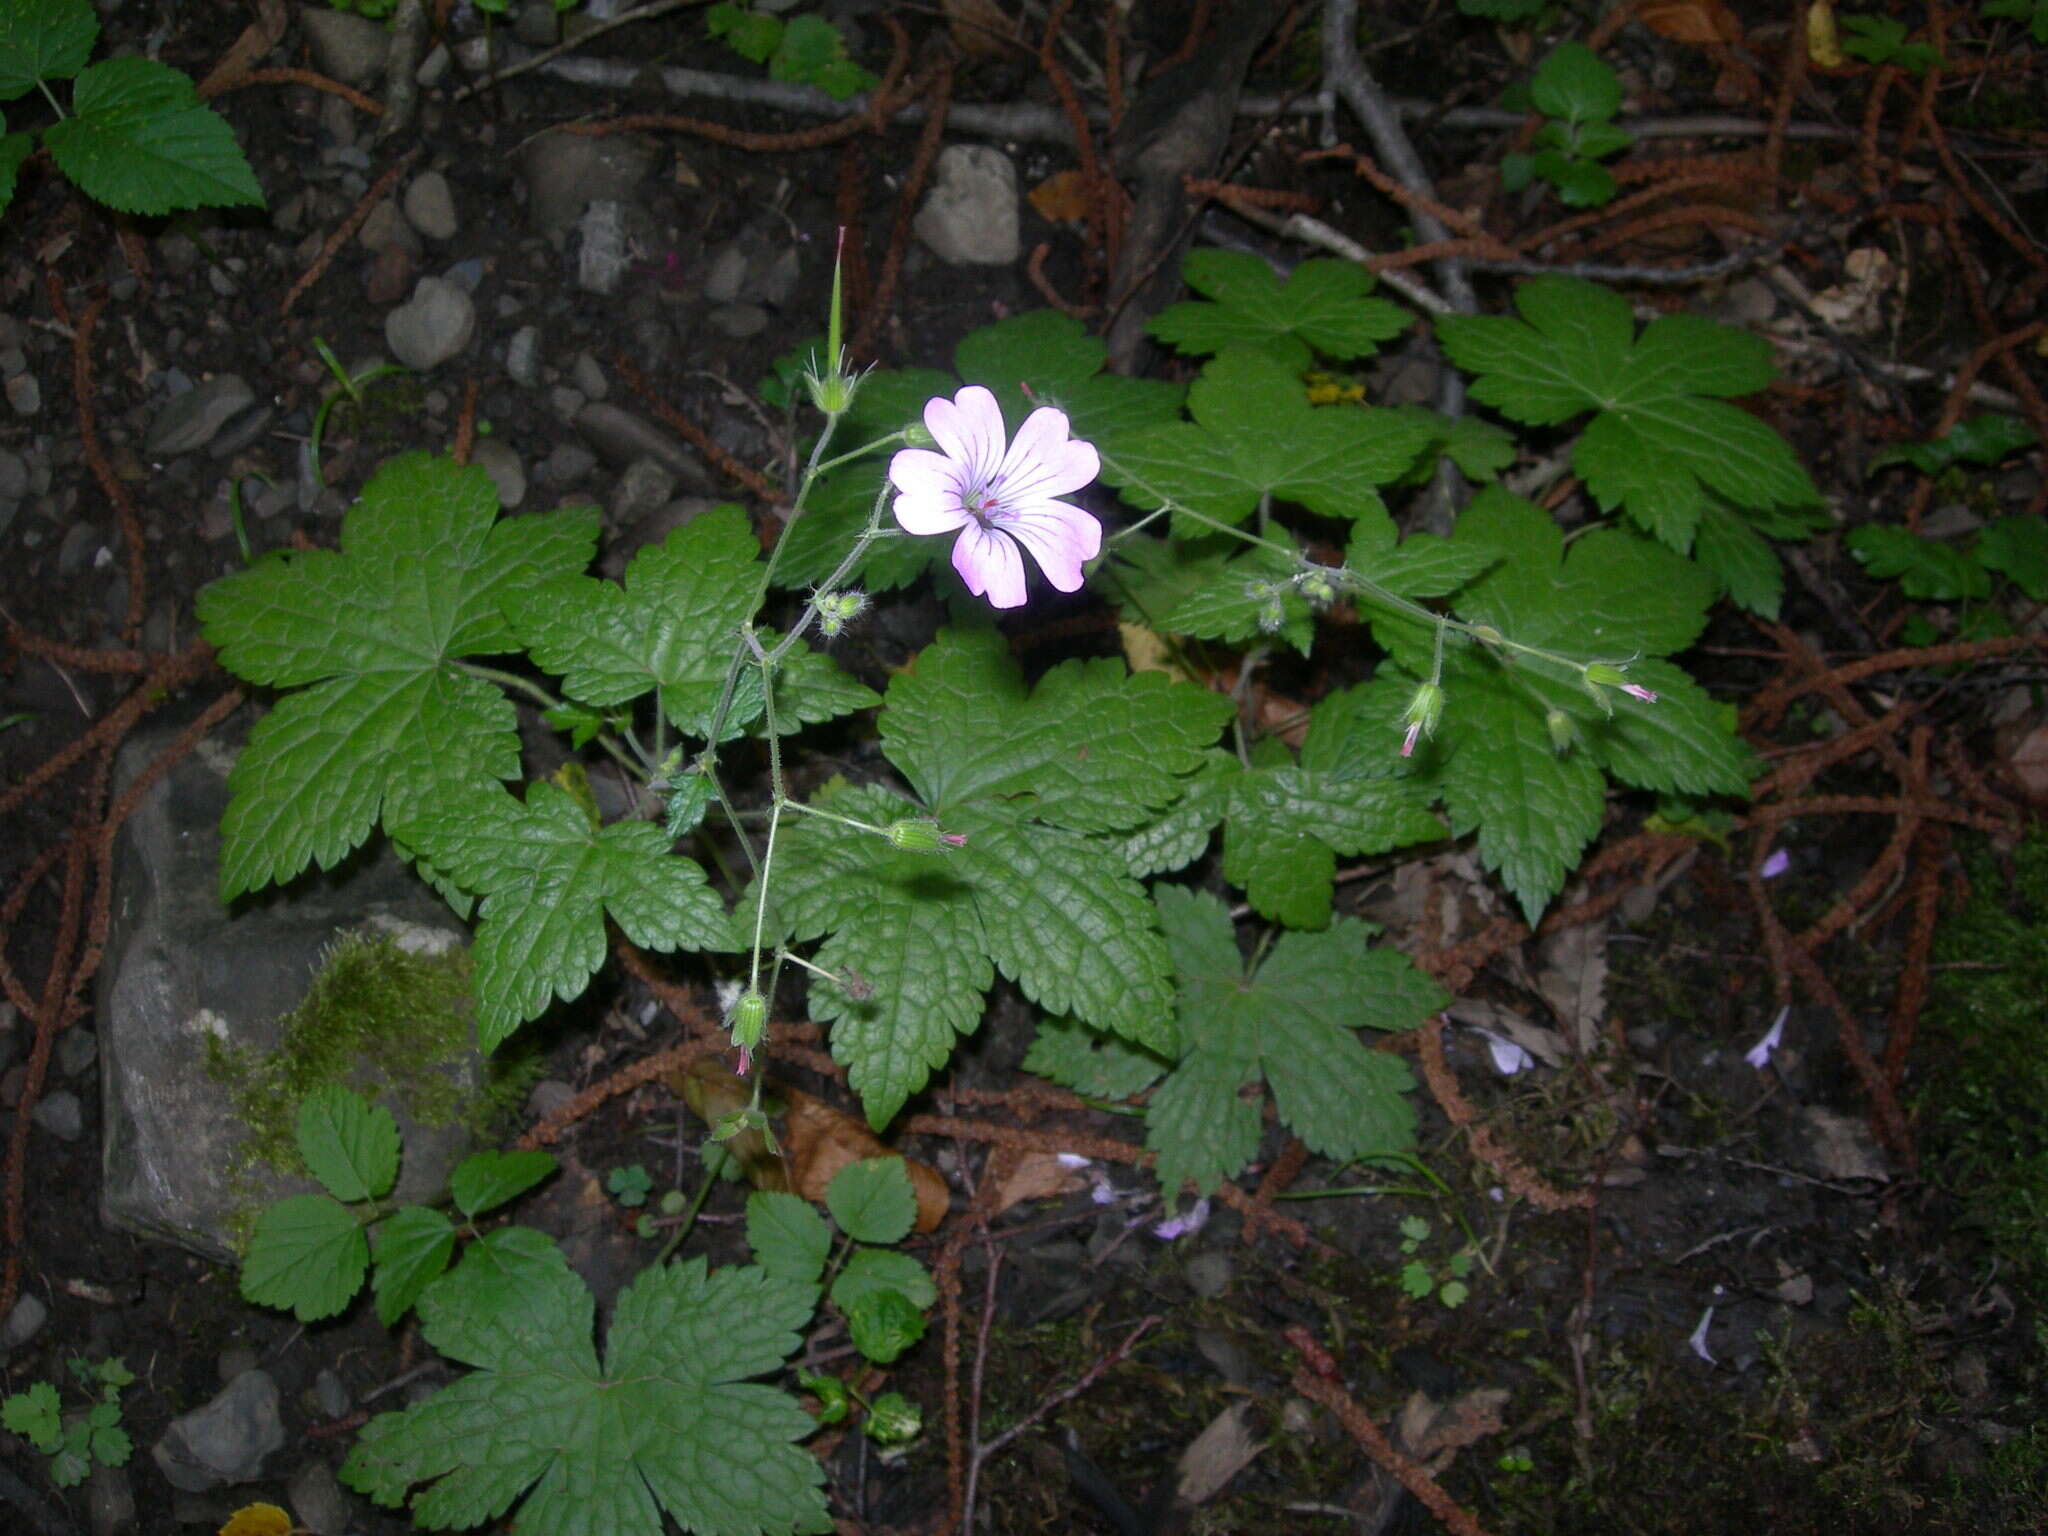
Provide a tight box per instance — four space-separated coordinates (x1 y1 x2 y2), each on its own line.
952 524 1027 608
1001 500 1100 592
925 386 1008 481
889 449 971 535
997 406 1101 503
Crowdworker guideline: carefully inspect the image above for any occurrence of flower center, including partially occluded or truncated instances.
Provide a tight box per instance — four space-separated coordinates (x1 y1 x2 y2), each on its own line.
962 482 1004 525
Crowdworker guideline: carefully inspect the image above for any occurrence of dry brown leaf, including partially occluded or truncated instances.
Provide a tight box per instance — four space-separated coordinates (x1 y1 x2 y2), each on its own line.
1637 0 1742 44
784 1090 951 1231
1174 1402 1266 1506
1028 169 1096 224
1118 621 1193 683
943 0 1020 57
988 1149 1090 1216
1394 1386 1510 1471
1535 922 1609 1054
1802 1106 1889 1183
2007 721 2048 799
1807 0 1847 67
670 1057 790 1192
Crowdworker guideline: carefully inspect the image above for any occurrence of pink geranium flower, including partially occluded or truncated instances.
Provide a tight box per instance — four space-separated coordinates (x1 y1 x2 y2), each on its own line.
887 385 1102 609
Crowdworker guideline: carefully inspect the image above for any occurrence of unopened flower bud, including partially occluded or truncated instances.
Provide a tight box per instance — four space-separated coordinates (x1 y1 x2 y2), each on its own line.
1257 597 1286 634
1582 662 1629 689
1545 708 1576 754
1470 625 1504 648
1399 680 1445 758
728 987 767 1051
901 421 934 448
815 589 867 638
1297 569 1338 607
886 817 963 853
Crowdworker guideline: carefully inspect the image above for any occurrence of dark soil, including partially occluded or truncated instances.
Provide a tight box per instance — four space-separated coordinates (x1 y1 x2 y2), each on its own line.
3 4 2046 1535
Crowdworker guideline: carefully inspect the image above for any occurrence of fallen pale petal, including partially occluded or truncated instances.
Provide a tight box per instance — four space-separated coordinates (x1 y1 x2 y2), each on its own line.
1761 848 1790 879
1688 1306 1716 1364
1745 1004 1790 1070
1479 1030 1535 1076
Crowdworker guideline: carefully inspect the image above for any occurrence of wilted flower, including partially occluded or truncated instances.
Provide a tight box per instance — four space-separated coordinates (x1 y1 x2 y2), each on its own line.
1745 1005 1789 1070
887 385 1101 609
1153 1197 1212 1240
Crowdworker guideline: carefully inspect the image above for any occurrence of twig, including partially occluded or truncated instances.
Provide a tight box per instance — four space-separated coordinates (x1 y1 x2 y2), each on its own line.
962 1315 1161 1536
451 0 711 100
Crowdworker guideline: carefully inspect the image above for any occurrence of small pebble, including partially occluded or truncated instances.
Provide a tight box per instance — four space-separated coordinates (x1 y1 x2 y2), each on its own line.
31 1090 82 1142
2 1291 48 1349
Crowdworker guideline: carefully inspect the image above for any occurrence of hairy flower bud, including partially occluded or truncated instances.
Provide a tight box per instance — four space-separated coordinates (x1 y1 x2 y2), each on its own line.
1399 680 1445 757
885 817 963 852
900 420 934 448
1297 569 1338 607
1257 596 1286 634
1545 707 1576 754
815 589 867 638
728 987 767 1050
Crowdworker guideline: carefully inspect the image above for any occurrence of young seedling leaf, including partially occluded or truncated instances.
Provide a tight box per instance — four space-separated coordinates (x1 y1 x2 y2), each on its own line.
831 1247 936 1313
2 1382 62 1450
449 1149 557 1219
842 1286 925 1364
745 1190 833 1287
295 1084 400 1204
825 1157 917 1246
369 1205 456 1328
196 453 600 898
43 57 264 215
343 1236 831 1536
240 1194 368 1323
0 0 99 102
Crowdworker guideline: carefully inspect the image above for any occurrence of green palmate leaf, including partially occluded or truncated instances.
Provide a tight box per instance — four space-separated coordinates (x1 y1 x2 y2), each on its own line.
1436 278 1818 559
0 0 98 100
826 1157 918 1246
1844 525 1990 600
1364 489 1751 918
241 1194 368 1323
1347 520 1501 600
1693 500 1785 619
345 1232 831 1536
1102 347 1433 533
295 1085 400 1205
1147 250 1412 372
3 1382 62 1449
881 626 1230 832
954 808 1177 1054
953 309 1184 446
405 780 730 1049
1529 42 1623 123
1222 766 1445 929
707 2 782 63
0 126 33 216
1977 515 2048 601
449 1150 557 1219
1021 1013 1170 1097
746 1191 832 1287
43 57 264 214
197 453 600 898
371 1205 456 1328
771 785 994 1128
1384 404 1517 484
1146 888 1444 1200
831 1247 936 1313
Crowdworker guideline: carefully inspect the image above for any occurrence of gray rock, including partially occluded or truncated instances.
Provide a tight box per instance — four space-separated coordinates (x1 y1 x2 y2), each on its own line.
152 1369 285 1492
86 1461 136 1536
574 402 704 483
313 1368 351 1420
538 441 597 486
470 438 526 510
570 351 608 400
7 371 42 416
357 198 420 256
915 144 1020 265
1183 1250 1234 1299
1 1290 47 1349
576 199 629 296
98 714 491 1264
144 375 256 459
442 255 486 293
208 404 274 461
549 385 587 422
702 242 749 305
300 9 389 88
603 497 719 577
57 520 102 578
516 130 656 237
416 41 450 87
31 1090 83 1142
385 276 477 371
56 1027 98 1079
288 1460 353 1536
756 246 801 309
0 446 28 501
403 171 459 241
608 457 676 527
505 325 543 387
705 302 767 340
514 0 561 47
